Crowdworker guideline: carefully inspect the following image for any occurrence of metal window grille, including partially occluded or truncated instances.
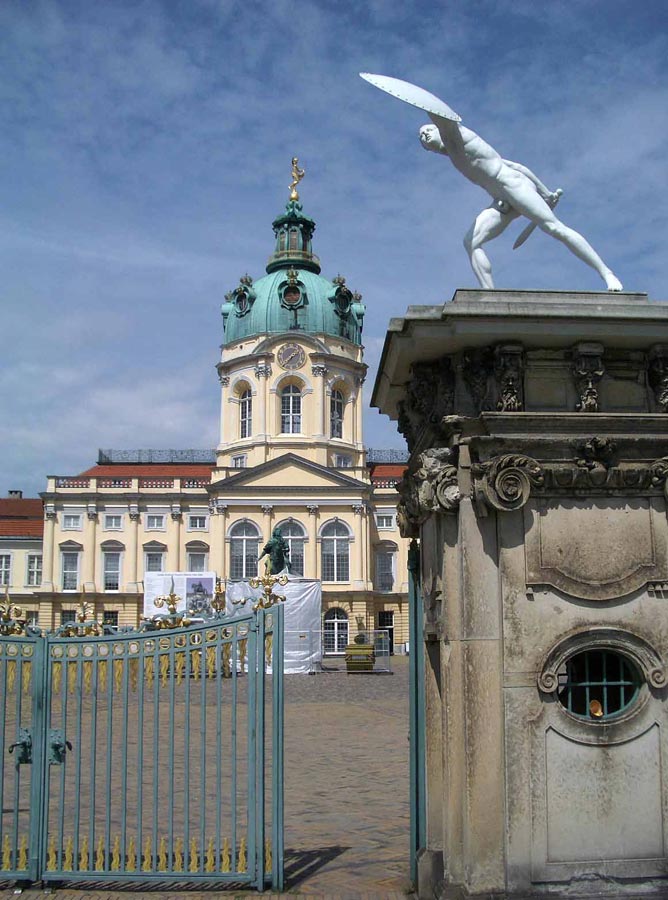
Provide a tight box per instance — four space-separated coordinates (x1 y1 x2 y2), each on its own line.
61 552 79 590
557 649 642 719
330 390 343 438
240 390 252 438
0 555 10 586
281 385 301 433
103 552 121 591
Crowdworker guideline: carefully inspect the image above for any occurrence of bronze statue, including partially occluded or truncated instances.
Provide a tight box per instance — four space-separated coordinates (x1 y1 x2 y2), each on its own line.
259 527 291 574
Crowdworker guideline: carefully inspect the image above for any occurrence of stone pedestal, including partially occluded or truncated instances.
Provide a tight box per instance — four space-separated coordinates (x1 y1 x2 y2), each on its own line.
373 290 668 898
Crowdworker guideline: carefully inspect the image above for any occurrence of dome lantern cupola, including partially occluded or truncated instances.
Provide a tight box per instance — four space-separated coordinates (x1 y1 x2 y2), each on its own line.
266 159 321 274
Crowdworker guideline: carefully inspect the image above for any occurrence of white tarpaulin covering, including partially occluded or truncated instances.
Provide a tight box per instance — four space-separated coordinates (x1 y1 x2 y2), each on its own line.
225 575 322 674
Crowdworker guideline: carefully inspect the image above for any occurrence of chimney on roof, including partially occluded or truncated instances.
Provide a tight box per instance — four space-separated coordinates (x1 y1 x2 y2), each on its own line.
7 490 23 499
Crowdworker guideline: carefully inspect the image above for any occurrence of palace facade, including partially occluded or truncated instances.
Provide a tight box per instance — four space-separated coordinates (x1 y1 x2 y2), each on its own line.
3 189 409 654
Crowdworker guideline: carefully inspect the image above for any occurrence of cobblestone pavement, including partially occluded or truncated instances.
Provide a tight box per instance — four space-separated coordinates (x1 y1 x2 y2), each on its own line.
1 657 412 900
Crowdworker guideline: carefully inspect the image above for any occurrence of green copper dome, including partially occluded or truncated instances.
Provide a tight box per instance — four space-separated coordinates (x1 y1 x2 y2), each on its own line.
221 199 365 346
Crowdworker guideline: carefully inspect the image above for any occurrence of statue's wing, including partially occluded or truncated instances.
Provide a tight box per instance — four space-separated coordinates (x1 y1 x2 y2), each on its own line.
360 73 461 122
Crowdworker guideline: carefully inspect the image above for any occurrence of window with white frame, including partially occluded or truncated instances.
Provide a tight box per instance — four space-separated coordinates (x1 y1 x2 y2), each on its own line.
280 384 302 433
278 520 305 576
103 552 121 591
144 552 164 573
104 514 123 530
375 545 396 593
63 513 82 530
103 610 119 627
232 454 247 469
188 514 208 530
240 389 252 439
229 521 260 580
375 511 395 530
334 454 352 468
0 555 10 586
146 514 165 530
61 551 80 591
187 552 207 572
321 521 350 582
330 389 344 439
26 554 42 586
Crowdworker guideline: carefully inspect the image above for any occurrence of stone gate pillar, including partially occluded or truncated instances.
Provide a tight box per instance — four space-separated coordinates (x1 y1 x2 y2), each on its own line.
373 289 668 899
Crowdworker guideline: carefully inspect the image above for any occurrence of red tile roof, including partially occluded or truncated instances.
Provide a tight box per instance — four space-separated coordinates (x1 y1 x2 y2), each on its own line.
370 464 407 480
0 498 44 538
79 465 214 477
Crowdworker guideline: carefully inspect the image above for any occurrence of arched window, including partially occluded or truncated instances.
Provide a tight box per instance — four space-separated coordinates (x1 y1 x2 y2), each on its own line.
240 390 252 438
323 607 349 655
330 389 344 438
229 521 260 580
278 520 306 576
281 384 301 433
321 520 350 582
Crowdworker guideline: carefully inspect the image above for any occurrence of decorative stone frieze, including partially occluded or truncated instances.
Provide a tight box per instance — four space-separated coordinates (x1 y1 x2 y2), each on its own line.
397 447 461 538
572 342 604 412
494 344 524 412
648 345 668 412
397 358 455 452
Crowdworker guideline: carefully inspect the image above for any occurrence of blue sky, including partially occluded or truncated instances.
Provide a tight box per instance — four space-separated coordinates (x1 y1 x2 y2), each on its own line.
2 0 667 496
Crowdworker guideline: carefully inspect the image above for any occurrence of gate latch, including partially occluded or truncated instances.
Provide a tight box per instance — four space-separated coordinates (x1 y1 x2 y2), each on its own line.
48 730 72 765
8 728 32 764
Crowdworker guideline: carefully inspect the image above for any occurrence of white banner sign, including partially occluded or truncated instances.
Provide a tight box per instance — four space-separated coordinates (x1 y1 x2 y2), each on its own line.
143 572 217 619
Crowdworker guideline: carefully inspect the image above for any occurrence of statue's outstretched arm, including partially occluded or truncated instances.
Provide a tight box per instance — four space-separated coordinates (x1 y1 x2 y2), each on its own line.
502 159 553 201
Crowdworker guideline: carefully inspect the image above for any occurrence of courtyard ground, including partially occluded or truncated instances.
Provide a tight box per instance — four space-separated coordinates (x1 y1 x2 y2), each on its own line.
1 656 412 900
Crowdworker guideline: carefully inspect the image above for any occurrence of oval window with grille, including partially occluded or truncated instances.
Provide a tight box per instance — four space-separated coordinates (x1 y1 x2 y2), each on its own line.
556 649 642 720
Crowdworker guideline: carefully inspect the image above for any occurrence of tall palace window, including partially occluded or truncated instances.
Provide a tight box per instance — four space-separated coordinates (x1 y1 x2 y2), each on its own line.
240 389 252 438
330 389 344 438
229 521 260 579
278 520 306 576
321 521 350 582
281 384 301 433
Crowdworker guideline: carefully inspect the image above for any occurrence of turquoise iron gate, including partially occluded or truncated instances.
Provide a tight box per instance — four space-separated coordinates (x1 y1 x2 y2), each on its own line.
0 602 284 890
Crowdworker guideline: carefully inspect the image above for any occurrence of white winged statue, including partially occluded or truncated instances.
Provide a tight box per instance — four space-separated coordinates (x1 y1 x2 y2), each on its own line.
360 73 622 292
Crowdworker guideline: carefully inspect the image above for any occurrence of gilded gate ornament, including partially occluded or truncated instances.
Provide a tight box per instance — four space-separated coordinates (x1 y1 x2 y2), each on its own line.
0 588 25 635
247 572 289 610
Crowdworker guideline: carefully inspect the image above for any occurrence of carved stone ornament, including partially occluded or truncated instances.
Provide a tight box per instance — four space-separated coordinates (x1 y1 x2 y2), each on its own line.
572 343 604 412
462 347 493 413
397 357 455 452
396 447 461 537
473 454 544 512
538 627 667 693
254 363 272 379
422 573 443 641
311 364 328 377
494 344 524 412
306 504 319 515
45 504 57 520
351 504 366 515
648 345 668 412
218 374 231 387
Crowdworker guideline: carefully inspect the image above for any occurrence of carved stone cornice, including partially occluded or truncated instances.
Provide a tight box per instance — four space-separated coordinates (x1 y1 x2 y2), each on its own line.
648 345 668 412
494 344 524 412
397 447 461 538
397 358 455 452
572 342 604 412
472 444 668 513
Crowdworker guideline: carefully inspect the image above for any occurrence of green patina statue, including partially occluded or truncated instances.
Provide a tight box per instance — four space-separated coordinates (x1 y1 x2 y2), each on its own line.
259 527 291 574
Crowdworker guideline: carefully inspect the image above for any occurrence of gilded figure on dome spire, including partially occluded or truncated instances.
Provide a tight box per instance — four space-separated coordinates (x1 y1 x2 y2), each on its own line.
289 157 305 201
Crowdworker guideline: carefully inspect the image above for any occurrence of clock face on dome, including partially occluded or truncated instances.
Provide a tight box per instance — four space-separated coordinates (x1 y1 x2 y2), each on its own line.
277 343 305 370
